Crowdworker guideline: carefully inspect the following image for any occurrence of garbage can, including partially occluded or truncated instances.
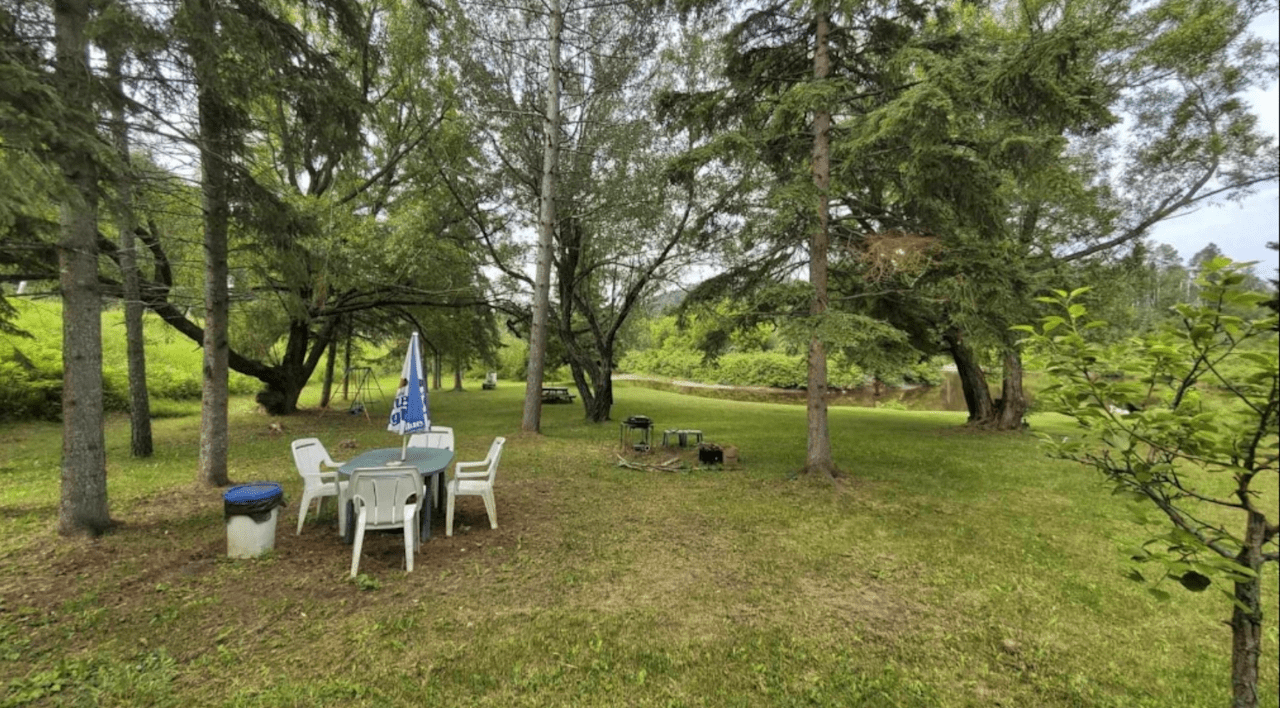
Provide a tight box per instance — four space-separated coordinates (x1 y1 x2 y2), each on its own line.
224 482 285 558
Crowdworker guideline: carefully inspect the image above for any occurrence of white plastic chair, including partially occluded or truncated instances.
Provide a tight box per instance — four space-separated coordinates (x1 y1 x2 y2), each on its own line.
291 438 348 535
408 426 455 451
348 467 424 577
409 426 455 505
446 437 505 537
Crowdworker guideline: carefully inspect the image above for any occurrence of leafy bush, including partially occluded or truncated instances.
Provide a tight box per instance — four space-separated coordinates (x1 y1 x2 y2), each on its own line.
100 310 258 399
902 358 946 386
618 348 707 380
715 352 806 388
0 300 262 421
826 354 867 389
621 311 943 389
0 358 62 421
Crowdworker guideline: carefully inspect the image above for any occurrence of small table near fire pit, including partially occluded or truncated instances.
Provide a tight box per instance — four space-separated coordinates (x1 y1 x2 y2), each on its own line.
662 429 704 448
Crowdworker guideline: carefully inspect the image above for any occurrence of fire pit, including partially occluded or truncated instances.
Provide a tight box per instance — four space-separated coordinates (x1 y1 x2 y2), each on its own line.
698 443 723 465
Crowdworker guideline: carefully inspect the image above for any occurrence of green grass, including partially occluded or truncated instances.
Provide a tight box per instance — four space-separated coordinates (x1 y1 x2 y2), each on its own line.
0 379 1276 707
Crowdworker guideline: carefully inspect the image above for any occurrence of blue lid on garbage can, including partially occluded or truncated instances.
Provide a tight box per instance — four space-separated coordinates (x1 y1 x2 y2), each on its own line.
224 482 282 503
224 482 285 522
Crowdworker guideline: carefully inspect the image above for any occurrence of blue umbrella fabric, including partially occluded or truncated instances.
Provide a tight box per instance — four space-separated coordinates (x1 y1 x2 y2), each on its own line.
388 332 430 459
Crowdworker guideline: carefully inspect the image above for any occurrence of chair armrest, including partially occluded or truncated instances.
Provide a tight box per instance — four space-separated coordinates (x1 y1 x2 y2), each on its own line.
454 461 492 479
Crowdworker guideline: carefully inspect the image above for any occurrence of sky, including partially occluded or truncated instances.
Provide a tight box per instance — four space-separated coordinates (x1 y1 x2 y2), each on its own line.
1146 12 1280 271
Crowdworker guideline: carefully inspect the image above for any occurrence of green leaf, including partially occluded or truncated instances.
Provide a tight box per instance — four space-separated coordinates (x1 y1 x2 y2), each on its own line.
1067 303 1086 319
1147 587 1171 602
1220 588 1255 615
1177 571 1211 592
1239 352 1277 368
1124 568 1146 583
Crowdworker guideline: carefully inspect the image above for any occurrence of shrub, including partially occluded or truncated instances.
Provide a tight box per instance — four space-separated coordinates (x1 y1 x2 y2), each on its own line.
903 358 945 386
1 301 267 422
826 354 868 389
715 351 806 388
618 348 707 380
0 359 62 422
494 335 529 381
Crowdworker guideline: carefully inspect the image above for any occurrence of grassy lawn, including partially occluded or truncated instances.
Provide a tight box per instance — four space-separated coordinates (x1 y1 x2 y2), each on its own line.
0 380 1276 707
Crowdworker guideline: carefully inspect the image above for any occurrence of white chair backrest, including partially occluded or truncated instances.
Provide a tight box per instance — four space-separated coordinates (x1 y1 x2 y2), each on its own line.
481 437 505 482
409 426 454 451
348 467 423 527
291 438 333 478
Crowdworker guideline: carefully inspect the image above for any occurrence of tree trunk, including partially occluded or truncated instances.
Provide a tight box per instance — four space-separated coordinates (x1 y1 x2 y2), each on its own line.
585 367 612 422
993 349 1027 430
54 0 112 535
250 317 339 415
190 0 231 486
254 376 306 416
804 7 836 477
522 0 563 434
342 321 352 400
453 364 464 391
1230 510 1267 708
107 48 153 458
944 327 995 424
319 335 337 409
564 350 613 423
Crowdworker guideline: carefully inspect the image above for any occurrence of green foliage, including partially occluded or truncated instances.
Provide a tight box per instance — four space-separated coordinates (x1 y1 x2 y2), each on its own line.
715 351 806 388
0 357 62 422
619 347 708 381
1020 258 1278 601
622 310 944 389
0 300 258 421
492 333 529 381
352 574 381 591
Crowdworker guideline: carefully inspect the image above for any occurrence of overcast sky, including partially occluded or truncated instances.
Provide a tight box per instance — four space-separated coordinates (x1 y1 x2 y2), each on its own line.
1146 12 1279 271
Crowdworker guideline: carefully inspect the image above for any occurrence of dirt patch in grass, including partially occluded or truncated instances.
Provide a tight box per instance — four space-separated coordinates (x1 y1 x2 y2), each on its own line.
0 477 568 629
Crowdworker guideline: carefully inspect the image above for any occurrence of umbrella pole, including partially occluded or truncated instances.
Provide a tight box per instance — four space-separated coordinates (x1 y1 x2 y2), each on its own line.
401 436 409 461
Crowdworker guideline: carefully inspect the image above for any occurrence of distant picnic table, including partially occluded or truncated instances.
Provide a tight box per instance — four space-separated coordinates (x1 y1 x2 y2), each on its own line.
541 387 575 404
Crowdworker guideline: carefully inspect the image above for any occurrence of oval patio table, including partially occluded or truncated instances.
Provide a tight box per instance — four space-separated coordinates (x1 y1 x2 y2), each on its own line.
338 446 454 543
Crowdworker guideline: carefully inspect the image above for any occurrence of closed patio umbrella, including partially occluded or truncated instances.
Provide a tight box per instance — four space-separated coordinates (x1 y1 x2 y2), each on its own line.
388 332 430 460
